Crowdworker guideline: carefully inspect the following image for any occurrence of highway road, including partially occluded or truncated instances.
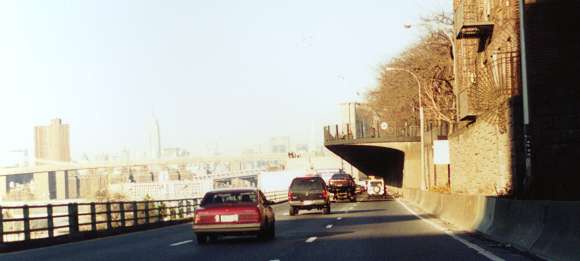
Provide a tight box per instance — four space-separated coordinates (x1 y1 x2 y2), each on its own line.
0 196 536 261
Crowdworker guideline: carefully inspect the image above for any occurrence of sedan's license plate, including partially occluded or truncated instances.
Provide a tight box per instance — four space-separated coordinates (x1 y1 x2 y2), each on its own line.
220 214 238 222
303 200 314 205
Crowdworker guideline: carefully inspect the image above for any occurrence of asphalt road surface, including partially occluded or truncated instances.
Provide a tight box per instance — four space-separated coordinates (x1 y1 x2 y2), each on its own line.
0 195 536 261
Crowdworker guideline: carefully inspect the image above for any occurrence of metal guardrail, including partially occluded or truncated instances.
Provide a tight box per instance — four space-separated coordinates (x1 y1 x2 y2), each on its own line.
323 122 450 145
264 190 288 203
0 198 199 243
324 123 420 143
0 190 288 244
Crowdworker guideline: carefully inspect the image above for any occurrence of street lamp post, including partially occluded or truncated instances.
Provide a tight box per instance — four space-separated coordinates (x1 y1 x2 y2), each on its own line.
385 67 427 190
404 24 458 122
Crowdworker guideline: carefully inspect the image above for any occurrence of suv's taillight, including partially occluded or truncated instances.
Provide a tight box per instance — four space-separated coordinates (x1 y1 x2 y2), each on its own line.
288 191 293 200
322 189 328 199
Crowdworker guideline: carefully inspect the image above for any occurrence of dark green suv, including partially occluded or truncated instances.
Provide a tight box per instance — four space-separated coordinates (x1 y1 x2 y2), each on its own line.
288 176 331 216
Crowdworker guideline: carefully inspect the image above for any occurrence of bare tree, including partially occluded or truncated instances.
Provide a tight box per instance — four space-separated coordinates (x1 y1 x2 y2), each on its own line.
367 12 456 130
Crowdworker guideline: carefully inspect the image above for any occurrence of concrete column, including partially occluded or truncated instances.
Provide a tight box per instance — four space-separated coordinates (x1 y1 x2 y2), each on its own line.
33 172 50 201
56 171 67 200
67 170 79 199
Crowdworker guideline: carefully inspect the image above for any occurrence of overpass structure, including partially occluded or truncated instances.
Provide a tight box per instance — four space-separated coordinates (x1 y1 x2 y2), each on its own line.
325 123 431 189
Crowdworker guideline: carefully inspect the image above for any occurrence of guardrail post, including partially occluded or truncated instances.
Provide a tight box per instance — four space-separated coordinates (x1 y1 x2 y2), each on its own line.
186 200 192 216
23 205 30 241
105 202 112 230
157 202 162 222
178 200 184 219
132 201 138 226
90 202 97 231
0 206 3 243
119 202 125 228
68 203 79 235
144 201 150 224
47 204 54 238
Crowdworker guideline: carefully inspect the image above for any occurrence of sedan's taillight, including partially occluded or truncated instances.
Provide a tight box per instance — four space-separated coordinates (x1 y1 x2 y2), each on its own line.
239 207 261 223
194 209 202 224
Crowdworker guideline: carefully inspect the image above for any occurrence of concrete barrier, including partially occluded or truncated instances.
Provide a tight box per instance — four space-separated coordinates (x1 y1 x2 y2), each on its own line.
438 193 477 230
484 199 545 251
400 189 580 261
531 202 580 260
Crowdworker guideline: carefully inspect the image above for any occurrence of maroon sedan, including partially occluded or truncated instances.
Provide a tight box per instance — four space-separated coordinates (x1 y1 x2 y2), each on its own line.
192 188 276 244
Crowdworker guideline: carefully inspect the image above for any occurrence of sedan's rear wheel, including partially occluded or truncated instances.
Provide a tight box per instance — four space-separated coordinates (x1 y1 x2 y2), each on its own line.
258 221 275 241
267 221 276 240
196 233 208 245
323 204 331 214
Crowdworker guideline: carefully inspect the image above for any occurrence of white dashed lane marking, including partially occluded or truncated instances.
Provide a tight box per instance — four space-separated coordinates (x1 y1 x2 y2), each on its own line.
305 237 318 243
325 224 333 229
169 240 192 247
337 217 343 221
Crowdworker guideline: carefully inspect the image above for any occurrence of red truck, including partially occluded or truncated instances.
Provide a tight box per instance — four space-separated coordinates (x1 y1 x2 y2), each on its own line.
328 172 357 202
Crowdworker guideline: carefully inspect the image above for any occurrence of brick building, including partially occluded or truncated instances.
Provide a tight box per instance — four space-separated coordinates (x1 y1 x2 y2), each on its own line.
450 0 521 196
450 0 580 199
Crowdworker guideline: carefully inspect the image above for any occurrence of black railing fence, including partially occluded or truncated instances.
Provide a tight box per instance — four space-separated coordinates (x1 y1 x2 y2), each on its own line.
0 190 289 244
0 198 199 243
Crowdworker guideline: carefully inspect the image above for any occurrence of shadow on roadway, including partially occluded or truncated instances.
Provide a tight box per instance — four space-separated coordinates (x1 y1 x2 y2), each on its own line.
205 230 354 245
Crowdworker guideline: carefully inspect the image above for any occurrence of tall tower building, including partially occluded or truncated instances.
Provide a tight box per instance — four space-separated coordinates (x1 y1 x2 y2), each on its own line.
34 118 71 163
149 116 161 159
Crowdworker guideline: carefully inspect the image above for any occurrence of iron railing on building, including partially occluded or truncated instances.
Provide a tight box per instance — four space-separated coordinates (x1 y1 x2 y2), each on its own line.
454 0 494 39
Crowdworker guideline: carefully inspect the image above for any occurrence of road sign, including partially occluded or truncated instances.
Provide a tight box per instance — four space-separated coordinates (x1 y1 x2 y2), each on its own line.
380 122 389 130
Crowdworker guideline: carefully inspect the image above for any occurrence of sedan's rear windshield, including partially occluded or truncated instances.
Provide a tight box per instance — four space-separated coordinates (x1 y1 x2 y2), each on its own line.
290 178 323 191
201 191 257 206
331 173 350 180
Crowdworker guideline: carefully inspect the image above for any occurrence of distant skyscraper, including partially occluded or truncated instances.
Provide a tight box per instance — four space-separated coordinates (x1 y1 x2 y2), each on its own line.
34 118 71 163
149 115 161 159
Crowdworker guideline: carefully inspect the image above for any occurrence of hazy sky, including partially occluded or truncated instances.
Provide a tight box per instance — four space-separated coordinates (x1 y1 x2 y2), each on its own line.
0 0 450 163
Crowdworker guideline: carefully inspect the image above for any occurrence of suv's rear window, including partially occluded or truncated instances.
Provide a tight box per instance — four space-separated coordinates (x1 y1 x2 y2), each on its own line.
370 181 382 186
331 173 350 180
290 178 323 192
201 191 257 206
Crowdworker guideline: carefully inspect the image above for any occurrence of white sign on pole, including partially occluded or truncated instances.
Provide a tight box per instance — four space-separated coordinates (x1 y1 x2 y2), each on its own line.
433 140 450 164
380 122 389 130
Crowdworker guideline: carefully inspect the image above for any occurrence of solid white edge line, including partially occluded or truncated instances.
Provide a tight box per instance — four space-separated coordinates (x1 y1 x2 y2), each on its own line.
305 236 317 243
395 199 504 261
170 240 193 247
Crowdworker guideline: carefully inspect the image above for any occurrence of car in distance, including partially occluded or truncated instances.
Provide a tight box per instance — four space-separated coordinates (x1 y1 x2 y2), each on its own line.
288 176 331 215
192 188 275 244
367 176 387 199
355 184 365 195
328 172 357 202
